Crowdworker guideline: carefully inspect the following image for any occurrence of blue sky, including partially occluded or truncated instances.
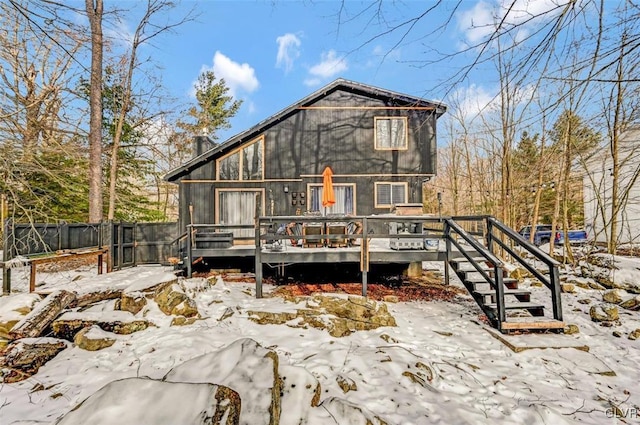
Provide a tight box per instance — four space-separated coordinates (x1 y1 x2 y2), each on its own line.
116 0 578 142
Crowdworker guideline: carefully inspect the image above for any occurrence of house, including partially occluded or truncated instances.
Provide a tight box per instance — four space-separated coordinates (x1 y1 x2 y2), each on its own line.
583 127 640 245
165 78 447 238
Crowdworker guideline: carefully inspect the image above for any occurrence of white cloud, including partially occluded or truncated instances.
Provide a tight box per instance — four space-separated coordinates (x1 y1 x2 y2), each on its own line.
207 51 259 96
456 1 496 46
456 0 569 48
276 33 302 73
451 84 498 120
304 50 348 86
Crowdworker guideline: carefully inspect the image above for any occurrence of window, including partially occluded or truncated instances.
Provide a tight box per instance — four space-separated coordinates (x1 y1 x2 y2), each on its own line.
308 184 355 215
218 190 262 238
375 117 408 150
217 137 263 180
375 182 407 208
219 152 239 180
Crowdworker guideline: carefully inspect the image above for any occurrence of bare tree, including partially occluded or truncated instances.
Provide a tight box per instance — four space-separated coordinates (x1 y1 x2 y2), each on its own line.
85 0 104 223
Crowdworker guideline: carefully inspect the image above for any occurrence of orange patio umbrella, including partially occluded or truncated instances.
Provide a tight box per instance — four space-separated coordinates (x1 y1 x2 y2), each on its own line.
322 166 335 209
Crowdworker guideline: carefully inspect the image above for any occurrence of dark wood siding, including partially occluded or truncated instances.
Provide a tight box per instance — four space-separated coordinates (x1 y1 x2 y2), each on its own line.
174 87 438 229
263 90 435 179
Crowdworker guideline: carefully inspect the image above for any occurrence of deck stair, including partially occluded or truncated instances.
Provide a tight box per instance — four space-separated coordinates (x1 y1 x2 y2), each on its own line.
445 218 565 333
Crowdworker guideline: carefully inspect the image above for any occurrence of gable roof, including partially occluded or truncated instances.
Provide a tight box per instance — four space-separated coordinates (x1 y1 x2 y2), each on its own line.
165 78 447 182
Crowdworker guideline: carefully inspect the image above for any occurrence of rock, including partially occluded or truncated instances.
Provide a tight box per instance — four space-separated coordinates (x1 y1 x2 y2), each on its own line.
279 365 321 425
577 299 592 304
589 282 607 291
603 289 624 304
0 337 69 383
561 283 576 294
118 291 147 315
248 311 297 325
380 333 398 343
171 316 198 326
628 329 640 340
74 325 116 351
383 295 399 303
564 324 580 335
619 295 640 311
164 338 280 425
154 284 199 318
613 331 622 338
306 295 397 337
509 267 530 280
589 304 619 322
336 375 357 393
52 311 151 341
319 397 389 425
250 295 397 338
530 281 544 288
573 281 591 290
123 273 179 295
55 377 240 425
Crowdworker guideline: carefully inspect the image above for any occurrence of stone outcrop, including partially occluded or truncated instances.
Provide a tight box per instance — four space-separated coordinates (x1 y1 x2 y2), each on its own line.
164 338 280 425
603 289 624 304
628 329 640 341
52 311 150 340
0 337 69 383
154 283 199 318
336 374 358 393
116 291 147 315
620 295 640 311
74 325 116 351
55 377 240 425
589 303 619 322
249 295 397 338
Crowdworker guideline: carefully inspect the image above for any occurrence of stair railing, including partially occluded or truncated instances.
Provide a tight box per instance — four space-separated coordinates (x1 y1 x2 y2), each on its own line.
485 217 563 321
444 218 506 324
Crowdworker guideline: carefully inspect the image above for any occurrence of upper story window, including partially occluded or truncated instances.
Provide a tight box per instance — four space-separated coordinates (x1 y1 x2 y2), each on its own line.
374 117 408 150
217 137 264 180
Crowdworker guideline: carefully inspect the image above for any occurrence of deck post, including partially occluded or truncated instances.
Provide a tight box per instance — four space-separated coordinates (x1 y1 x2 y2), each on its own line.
186 224 193 278
2 218 11 294
361 217 368 297
443 219 451 286
550 265 563 321
486 218 494 254
255 217 263 298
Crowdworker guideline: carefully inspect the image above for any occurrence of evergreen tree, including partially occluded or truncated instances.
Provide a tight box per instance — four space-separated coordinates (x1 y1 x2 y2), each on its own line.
177 71 242 141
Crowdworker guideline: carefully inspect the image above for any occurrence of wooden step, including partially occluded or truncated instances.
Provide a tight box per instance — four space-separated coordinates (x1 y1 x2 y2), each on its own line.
485 302 545 316
460 276 518 290
473 288 531 297
449 257 488 266
499 317 565 331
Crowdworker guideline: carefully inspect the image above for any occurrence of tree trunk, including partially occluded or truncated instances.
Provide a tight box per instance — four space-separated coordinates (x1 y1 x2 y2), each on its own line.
9 290 76 340
86 0 104 223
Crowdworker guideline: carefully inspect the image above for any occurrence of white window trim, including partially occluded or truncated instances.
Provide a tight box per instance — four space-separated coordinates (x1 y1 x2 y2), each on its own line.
374 181 408 208
216 136 265 181
374 116 409 151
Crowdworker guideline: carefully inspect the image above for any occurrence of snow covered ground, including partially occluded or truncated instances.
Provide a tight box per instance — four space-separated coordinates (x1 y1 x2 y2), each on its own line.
1 254 640 424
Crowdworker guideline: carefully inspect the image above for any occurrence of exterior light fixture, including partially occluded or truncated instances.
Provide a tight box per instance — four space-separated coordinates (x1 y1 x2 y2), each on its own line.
283 185 289 193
